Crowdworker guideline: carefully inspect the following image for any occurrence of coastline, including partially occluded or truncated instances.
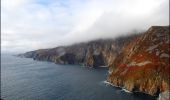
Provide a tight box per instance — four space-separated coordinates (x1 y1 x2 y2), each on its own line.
103 80 159 97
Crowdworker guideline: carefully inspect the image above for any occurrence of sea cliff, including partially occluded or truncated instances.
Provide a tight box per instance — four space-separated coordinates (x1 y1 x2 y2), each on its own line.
19 35 138 67
19 26 169 97
107 26 169 96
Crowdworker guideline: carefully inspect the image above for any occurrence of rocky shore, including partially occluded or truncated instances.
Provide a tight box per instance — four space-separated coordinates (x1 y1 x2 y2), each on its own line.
107 26 169 97
18 34 139 67
19 26 169 98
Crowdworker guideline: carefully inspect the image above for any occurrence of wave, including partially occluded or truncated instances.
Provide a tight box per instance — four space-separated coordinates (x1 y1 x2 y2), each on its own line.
103 80 122 88
103 80 132 93
121 89 132 93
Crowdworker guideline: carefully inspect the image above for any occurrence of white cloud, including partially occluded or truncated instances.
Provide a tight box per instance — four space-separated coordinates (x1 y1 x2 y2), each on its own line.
1 0 169 53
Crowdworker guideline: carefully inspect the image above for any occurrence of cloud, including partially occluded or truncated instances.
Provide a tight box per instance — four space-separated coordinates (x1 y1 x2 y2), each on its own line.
1 0 169 53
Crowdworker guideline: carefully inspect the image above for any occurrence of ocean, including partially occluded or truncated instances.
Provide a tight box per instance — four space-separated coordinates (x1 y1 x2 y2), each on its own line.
1 54 156 100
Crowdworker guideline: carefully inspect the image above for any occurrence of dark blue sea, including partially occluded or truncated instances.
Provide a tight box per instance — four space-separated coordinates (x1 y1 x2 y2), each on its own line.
1 54 156 100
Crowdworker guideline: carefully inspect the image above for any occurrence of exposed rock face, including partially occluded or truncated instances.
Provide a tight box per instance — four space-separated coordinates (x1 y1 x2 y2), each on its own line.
18 25 169 97
158 91 170 100
19 36 138 67
107 26 170 96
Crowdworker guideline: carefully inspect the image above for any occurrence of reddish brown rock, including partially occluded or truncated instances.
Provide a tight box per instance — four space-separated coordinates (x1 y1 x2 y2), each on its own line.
108 26 170 96
19 35 138 67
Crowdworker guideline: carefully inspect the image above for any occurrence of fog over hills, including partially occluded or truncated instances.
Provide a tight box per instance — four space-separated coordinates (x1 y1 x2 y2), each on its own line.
19 26 170 97
2 0 169 53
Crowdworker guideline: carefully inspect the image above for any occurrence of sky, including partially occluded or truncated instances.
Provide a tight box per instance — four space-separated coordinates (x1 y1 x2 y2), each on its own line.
2 0 169 53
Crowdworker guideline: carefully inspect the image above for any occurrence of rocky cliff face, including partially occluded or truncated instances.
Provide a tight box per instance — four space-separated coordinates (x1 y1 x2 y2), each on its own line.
107 26 170 96
19 35 138 67
158 91 170 100
19 25 169 97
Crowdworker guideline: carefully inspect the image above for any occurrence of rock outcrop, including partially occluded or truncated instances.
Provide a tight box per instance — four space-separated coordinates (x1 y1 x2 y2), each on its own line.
19 35 138 67
107 26 170 96
158 91 170 100
19 25 169 97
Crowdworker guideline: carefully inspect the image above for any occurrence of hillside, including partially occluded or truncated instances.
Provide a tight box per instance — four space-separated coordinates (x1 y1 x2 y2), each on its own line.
19 25 169 97
19 34 139 67
107 26 170 96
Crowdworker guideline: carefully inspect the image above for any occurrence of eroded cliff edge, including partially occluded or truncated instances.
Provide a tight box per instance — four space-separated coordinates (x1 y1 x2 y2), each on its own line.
19 26 169 97
19 35 138 67
107 26 170 96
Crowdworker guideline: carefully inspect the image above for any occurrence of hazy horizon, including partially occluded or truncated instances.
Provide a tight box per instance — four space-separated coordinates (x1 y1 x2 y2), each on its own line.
2 0 169 53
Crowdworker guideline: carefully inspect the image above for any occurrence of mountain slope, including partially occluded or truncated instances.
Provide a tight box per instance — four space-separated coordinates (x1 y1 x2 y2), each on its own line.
19 34 139 67
107 26 170 96
18 25 169 97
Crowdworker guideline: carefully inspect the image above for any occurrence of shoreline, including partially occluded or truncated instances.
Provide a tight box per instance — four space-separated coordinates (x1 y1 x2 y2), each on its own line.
103 80 159 97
